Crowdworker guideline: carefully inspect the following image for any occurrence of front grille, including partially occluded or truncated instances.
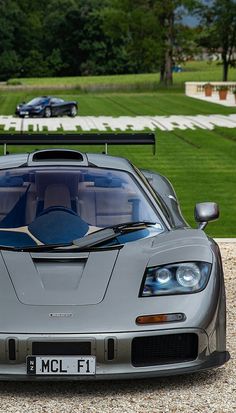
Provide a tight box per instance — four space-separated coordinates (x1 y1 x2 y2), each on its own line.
132 333 198 367
32 341 91 356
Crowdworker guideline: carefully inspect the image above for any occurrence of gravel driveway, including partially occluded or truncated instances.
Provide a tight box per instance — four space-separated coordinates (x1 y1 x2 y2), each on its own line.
0 242 235 413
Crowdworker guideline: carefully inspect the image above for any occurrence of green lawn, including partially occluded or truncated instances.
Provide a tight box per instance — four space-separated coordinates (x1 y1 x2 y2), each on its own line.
1 91 236 117
0 68 235 237
6 61 236 92
1 127 235 238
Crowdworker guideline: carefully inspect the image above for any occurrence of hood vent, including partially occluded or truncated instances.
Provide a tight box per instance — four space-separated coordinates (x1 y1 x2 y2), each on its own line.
2 249 119 306
28 150 88 166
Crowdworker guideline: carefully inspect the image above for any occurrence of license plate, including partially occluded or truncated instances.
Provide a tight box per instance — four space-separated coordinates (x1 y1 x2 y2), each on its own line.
27 356 96 376
20 111 28 115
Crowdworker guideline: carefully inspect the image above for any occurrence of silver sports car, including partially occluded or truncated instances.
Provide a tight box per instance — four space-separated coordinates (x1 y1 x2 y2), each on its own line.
0 144 230 380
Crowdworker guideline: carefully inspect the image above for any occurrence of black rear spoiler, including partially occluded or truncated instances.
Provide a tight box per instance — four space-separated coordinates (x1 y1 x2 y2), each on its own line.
0 133 156 155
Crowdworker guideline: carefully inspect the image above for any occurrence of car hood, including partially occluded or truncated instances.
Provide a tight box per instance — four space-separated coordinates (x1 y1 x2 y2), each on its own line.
0 228 214 334
1 249 119 306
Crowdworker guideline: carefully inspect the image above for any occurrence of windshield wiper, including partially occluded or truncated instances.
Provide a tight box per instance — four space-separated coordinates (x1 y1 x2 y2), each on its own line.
107 221 156 231
0 221 157 252
73 221 157 250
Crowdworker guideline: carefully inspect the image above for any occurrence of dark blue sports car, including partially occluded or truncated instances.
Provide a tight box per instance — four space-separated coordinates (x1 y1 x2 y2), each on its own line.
15 96 78 118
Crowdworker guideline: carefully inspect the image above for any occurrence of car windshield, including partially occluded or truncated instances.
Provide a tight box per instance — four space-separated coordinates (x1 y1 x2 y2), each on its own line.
51 98 64 104
27 97 47 105
0 167 164 248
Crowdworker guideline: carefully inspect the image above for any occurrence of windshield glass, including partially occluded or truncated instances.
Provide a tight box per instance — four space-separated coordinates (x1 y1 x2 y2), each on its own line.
27 97 47 106
0 167 164 248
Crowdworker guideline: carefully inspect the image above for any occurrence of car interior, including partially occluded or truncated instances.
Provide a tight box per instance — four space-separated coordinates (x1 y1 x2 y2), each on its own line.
0 167 159 245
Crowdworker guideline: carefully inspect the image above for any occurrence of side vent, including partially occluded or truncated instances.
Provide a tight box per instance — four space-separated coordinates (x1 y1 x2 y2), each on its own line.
28 149 88 166
8 338 16 361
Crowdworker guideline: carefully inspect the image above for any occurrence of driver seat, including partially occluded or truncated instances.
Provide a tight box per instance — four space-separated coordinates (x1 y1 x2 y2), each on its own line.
43 184 71 210
36 183 72 216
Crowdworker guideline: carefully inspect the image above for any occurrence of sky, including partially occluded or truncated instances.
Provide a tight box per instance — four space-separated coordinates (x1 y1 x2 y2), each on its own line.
182 15 200 27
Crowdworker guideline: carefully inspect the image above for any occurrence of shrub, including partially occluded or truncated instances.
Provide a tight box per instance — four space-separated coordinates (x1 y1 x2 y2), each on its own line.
203 82 212 88
6 79 22 86
216 85 228 91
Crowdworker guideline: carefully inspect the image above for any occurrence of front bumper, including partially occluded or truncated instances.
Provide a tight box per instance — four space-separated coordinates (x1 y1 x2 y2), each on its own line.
16 109 44 117
0 328 230 380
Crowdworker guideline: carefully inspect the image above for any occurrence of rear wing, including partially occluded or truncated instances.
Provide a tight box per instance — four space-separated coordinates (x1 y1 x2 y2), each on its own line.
0 133 156 156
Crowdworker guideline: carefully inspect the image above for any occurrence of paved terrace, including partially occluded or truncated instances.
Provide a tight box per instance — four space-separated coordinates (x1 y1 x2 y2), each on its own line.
185 81 236 107
188 92 236 107
1 114 236 132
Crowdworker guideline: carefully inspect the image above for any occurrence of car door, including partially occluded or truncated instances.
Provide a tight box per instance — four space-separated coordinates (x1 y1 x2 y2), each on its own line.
50 98 64 116
56 98 68 115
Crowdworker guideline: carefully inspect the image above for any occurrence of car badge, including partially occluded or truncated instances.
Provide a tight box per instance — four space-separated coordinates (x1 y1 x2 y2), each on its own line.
49 313 73 318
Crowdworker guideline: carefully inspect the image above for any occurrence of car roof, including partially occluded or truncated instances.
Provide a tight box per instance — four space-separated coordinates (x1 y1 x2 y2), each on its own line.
0 151 134 173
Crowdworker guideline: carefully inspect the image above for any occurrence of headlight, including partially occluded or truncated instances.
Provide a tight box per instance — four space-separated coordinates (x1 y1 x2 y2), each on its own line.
156 268 172 284
176 263 201 287
140 261 211 296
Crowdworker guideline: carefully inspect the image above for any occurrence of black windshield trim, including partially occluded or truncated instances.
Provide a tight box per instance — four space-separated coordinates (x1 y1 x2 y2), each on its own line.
0 244 123 253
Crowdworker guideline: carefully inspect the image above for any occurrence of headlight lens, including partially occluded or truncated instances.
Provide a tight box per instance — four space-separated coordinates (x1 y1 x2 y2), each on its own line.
176 263 201 287
140 261 211 296
156 268 172 284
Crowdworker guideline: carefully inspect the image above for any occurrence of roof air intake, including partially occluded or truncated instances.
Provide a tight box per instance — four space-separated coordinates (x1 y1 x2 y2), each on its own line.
32 150 84 162
28 149 88 166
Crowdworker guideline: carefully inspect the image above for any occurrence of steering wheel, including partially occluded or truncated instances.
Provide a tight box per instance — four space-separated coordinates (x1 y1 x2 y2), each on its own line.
38 206 78 217
29 205 90 244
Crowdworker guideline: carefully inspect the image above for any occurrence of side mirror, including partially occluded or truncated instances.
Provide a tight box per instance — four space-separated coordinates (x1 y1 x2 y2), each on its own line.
194 202 219 230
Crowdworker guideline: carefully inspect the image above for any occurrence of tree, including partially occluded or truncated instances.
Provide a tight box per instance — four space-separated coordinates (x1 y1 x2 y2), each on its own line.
195 0 236 81
0 0 58 79
156 0 198 85
43 0 125 76
0 0 23 79
0 0 202 80
102 0 167 75
102 0 197 84
0 50 21 79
